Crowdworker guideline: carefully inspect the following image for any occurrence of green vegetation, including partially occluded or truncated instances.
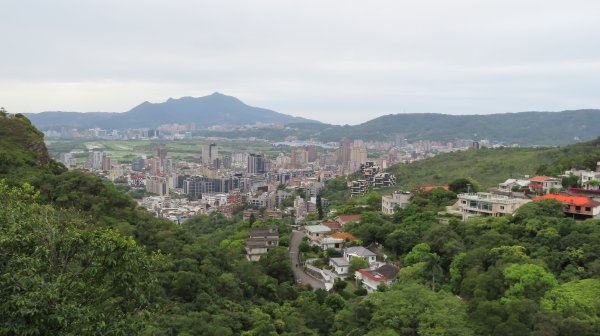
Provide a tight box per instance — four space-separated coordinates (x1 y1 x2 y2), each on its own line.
46 138 286 162
387 137 600 190
2 113 599 335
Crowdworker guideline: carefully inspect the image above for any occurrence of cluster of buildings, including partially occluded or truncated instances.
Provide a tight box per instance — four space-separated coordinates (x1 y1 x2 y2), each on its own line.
350 161 397 197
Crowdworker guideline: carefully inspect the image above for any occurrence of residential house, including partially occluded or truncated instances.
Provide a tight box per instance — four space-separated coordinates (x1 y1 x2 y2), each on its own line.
498 178 531 192
381 191 412 215
528 176 562 194
344 246 377 265
420 185 449 192
355 264 400 292
322 221 342 231
245 226 279 261
451 192 531 220
563 168 600 190
329 257 351 275
320 237 346 250
533 194 600 219
335 214 361 226
329 232 359 243
304 224 332 245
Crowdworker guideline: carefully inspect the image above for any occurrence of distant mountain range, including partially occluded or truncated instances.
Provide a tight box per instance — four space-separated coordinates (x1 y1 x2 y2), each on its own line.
24 92 317 130
24 93 600 146
308 110 600 145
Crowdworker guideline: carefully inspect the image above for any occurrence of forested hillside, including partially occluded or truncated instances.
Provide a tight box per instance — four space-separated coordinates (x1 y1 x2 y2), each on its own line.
1 112 599 335
387 137 600 190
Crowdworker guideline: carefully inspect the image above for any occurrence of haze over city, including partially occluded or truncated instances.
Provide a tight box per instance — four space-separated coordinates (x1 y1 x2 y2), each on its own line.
2 0 600 124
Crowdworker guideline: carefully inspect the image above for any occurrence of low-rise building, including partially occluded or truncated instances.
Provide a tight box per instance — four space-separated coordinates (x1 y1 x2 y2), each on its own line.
355 264 400 292
305 224 332 245
335 214 361 226
344 246 377 265
563 168 600 190
245 226 279 261
498 178 531 192
381 191 412 215
453 192 531 220
528 176 562 194
329 257 351 275
320 237 345 251
533 194 600 219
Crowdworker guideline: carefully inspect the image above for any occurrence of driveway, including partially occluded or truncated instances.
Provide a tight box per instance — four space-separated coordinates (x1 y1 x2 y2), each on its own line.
289 230 325 289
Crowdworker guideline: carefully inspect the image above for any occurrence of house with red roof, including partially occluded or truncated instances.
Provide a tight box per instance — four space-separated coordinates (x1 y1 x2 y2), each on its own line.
329 232 359 242
335 214 361 226
355 264 400 292
322 221 342 231
528 176 562 194
533 194 600 219
420 186 449 192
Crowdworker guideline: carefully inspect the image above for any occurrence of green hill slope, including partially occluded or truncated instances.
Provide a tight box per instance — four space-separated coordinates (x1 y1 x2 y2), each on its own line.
387 137 600 189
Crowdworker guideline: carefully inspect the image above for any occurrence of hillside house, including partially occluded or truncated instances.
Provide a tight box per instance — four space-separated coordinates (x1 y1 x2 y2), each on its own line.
329 257 351 275
381 191 411 215
533 194 600 219
335 214 361 226
245 226 279 261
344 246 377 265
451 192 531 220
304 224 332 245
528 176 562 193
355 264 400 292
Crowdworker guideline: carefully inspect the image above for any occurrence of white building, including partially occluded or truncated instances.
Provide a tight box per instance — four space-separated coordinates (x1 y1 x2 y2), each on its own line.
329 257 350 275
452 192 531 220
344 246 377 265
355 264 400 292
381 191 412 215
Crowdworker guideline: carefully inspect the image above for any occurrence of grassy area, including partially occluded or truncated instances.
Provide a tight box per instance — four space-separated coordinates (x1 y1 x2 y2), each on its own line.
46 139 292 162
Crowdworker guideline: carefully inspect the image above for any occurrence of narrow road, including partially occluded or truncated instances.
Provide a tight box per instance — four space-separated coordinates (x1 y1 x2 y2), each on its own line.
289 230 325 289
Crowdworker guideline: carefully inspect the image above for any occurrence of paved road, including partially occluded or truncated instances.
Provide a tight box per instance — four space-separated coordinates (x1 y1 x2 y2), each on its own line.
289 230 325 289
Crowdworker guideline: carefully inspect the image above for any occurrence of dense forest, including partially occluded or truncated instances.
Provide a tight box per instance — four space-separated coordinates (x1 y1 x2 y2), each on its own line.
1 112 599 335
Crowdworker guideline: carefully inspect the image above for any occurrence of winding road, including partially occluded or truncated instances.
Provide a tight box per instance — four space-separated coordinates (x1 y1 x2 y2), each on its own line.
289 230 325 289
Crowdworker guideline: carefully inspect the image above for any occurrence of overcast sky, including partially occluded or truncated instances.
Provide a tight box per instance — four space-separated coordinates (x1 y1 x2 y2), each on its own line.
2 1 600 124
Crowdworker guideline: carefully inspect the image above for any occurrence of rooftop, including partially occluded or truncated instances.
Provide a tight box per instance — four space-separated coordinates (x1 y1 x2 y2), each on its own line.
336 214 361 223
421 186 449 192
345 246 376 257
533 193 600 207
305 224 332 234
330 257 350 267
358 264 399 281
322 221 342 230
330 232 359 241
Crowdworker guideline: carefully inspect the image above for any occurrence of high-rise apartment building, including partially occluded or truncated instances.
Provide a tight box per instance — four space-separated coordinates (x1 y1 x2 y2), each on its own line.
337 138 352 166
203 143 218 166
248 153 267 174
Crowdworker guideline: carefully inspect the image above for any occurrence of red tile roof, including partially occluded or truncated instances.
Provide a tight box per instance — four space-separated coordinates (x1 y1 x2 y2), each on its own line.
337 214 361 223
533 194 599 207
529 176 552 182
329 232 358 241
323 221 342 230
421 186 449 192
357 269 387 281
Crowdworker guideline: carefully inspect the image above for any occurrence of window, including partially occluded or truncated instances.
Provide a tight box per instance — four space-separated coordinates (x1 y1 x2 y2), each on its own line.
585 207 591 212
500 206 505 210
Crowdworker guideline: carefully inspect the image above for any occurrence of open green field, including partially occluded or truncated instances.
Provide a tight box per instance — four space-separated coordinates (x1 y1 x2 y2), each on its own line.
46 139 292 163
